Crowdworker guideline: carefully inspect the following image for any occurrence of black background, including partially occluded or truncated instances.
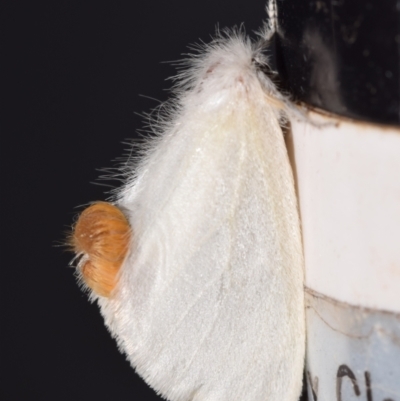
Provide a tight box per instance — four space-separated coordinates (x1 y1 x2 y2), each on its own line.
4 1 271 400
275 0 400 125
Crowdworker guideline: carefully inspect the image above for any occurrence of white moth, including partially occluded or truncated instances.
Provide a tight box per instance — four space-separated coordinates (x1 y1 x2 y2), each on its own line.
74 26 305 401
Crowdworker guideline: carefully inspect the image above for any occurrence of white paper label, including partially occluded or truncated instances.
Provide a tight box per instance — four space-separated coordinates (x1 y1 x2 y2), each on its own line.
305 288 400 401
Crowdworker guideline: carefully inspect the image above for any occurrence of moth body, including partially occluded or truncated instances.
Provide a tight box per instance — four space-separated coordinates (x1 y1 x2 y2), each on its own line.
73 31 305 401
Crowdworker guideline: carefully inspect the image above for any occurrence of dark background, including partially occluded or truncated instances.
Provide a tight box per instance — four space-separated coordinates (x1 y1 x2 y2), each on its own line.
4 1 271 400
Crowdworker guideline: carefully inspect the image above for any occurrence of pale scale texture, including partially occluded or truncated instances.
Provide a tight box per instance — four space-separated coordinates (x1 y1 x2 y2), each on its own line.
98 33 305 401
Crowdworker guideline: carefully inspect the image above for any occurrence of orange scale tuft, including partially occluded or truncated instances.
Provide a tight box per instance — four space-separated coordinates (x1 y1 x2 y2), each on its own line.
72 202 131 297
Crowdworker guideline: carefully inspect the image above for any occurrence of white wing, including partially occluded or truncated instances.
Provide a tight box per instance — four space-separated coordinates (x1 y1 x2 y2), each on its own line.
99 34 305 401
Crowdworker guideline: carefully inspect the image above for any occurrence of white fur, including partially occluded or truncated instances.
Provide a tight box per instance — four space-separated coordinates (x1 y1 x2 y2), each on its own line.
98 31 305 401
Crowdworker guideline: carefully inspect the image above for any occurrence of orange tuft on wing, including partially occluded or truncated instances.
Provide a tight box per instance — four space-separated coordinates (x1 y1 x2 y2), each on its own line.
72 202 131 297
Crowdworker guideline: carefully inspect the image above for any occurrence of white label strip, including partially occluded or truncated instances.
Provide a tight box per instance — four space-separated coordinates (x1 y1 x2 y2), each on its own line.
305 288 400 401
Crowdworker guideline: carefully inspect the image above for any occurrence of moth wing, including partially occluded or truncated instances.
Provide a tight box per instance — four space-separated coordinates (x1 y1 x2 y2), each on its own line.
99 38 304 401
